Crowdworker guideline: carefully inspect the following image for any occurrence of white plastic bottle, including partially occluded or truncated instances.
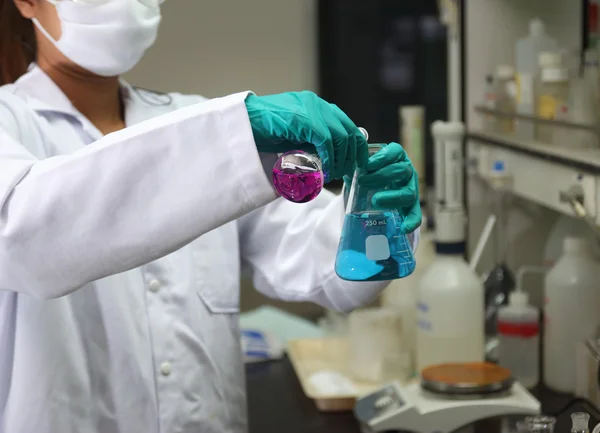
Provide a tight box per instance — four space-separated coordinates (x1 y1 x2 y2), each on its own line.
515 18 558 139
416 254 485 372
497 291 539 389
382 214 436 374
416 121 484 372
543 215 600 267
544 237 600 393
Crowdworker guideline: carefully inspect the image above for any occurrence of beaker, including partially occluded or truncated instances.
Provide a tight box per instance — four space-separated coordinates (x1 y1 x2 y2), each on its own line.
272 150 324 203
334 144 416 282
524 415 556 433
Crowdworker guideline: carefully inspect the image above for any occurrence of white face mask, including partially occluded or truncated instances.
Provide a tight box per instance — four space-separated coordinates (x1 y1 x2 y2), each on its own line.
32 1 162 77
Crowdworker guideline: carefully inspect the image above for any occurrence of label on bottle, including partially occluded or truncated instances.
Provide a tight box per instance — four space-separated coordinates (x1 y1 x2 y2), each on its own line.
417 319 432 331
506 80 518 99
538 95 557 119
497 321 539 337
555 103 569 120
516 73 533 105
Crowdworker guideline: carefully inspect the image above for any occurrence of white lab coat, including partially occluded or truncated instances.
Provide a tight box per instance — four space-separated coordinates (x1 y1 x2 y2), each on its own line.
0 66 418 433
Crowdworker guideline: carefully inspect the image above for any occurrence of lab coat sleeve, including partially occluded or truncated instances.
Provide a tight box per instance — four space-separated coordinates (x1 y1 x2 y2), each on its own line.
238 190 420 313
0 91 278 299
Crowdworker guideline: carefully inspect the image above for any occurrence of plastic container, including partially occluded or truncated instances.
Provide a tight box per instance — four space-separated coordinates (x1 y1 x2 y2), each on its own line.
544 215 600 267
493 65 516 134
381 214 436 375
544 237 600 393
539 51 563 70
348 308 409 383
567 50 600 148
497 291 539 389
515 19 558 139
565 76 599 148
335 144 416 282
584 49 600 102
536 67 569 144
416 254 485 372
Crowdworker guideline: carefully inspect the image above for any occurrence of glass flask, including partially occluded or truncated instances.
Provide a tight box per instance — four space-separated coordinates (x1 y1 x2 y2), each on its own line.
571 412 590 433
272 150 324 203
523 415 556 433
334 144 416 282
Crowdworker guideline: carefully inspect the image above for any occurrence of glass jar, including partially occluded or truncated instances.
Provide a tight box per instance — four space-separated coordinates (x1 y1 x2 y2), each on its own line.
536 67 569 144
494 65 517 134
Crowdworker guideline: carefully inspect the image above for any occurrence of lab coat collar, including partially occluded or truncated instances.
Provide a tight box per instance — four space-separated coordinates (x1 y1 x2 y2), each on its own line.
14 64 141 117
14 64 79 116
13 64 151 137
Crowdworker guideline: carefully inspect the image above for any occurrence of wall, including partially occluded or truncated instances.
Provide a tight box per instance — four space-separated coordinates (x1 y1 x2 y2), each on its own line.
465 0 584 307
125 0 318 97
126 0 323 316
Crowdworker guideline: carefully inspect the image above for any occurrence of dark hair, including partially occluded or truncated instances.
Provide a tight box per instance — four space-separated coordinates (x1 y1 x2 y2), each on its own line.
0 1 172 106
0 0 36 85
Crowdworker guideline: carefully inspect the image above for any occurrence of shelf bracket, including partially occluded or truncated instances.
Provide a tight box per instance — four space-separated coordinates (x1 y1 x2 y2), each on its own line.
559 185 600 237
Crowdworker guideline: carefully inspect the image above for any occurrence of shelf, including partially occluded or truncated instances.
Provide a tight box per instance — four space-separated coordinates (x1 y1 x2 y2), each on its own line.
474 106 599 134
468 130 600 174
467 130 600 224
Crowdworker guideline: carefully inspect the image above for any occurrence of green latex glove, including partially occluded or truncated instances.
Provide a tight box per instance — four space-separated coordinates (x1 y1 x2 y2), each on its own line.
245 91 368 181
357 142 422 234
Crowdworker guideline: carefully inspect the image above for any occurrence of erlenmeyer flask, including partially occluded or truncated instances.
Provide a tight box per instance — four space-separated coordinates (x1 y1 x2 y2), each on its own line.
335 144 416 282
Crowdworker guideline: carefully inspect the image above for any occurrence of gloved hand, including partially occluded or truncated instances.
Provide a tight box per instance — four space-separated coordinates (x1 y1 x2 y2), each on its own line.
356 142 422 234
245 91 368 181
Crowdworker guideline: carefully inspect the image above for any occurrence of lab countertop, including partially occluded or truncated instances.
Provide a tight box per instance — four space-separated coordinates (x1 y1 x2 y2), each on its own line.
246 357 599 433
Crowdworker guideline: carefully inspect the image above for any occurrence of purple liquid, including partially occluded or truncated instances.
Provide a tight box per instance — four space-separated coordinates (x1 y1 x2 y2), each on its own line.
272 169 323 203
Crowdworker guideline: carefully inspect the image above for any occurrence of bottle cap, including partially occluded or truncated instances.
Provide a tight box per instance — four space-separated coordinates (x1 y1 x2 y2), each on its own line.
509 291 528 306
431 120 446 137
492 160 505 173
444 121 465 138
529 18 544 36
539 51 562 68
541 68 568 83
496 65 514 80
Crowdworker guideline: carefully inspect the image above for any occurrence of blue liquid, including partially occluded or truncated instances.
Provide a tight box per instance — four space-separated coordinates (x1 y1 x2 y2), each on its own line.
335 211 416 281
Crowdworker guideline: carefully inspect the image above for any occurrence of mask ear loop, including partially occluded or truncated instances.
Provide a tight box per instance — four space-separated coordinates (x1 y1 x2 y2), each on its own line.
31 18 60 46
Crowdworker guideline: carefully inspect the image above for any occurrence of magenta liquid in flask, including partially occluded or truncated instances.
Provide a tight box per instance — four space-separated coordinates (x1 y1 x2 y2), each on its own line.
272 127 369 203
272 150 324 203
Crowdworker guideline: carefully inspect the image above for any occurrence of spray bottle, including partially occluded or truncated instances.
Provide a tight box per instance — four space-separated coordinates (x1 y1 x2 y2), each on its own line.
497 266 543 389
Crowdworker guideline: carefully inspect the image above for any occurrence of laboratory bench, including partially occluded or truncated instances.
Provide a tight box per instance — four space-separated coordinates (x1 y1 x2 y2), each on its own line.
246 356 600 433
